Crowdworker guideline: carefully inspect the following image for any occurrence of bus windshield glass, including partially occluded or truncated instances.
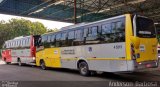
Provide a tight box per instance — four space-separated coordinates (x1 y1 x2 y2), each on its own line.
136 17 156 38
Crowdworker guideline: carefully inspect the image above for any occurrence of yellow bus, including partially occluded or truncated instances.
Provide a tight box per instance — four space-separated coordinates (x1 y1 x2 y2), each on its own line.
36 14 159 76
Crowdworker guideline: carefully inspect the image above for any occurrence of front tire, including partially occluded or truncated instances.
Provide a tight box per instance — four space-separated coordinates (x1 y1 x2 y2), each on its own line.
6 62 11 64
79 62 90 76
40 60 47 70
18 59 22 66
4 58 11 64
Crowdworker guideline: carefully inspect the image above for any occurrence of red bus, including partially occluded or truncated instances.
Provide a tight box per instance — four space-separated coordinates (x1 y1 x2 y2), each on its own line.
1 35 40 65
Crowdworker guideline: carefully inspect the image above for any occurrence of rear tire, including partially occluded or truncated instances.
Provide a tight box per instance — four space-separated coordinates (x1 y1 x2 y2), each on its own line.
40 60 47 70
4 58 10 64
18 59 22 66
78 62 90 76
6 62 11 64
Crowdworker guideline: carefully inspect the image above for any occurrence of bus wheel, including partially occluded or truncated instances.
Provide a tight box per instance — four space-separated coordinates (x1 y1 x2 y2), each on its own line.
78 62 90 76
6 62 11 64
4 58 10 64
40 60 47 70
18 59 22 66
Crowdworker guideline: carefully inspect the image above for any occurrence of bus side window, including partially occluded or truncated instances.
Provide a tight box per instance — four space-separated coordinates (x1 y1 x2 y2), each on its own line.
24 39 26 47
12 41 14 48
10 42 12 48
19 39 22 47
8 42 10 48
111 21 125 42
7 42 9 48
13 41 15 47
19 40 21 47
115 21 125 42
102 23 112 34
12 40 14 48
23 39 25 47
111 22 116 33
37 37 42 47
101 23 112 43
28 38 31 47
42 35 48 47
74 29 84 46
9 41 11 48
83 28 88 37
55 33 62 47
51 35 55 42
8 42 9 48
17 40 19 47
33 36 40 47
87 26 98 37
47 35 51 43
50 34 55 47
25 38 27 47
16 40 18 48
61 32 67 47
68 30 75 46
85 26 99 44
22 39 24 47
117 21 125 31
91 26 98 36
45 35 51 47
18 40 20 47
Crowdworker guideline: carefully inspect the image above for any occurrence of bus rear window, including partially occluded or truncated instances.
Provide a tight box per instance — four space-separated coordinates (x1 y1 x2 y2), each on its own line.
136 17 156 38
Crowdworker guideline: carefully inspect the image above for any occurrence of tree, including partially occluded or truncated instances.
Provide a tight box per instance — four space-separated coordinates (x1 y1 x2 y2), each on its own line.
0 18 47 49
8 18 47 36
47 28 59 33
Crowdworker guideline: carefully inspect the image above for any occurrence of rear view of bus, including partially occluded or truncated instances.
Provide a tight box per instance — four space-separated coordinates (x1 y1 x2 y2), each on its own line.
1 35 40 65
127 14 159 71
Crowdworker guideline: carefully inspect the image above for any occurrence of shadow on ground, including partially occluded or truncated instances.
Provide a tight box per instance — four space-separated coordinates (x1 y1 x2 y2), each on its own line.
3 63 160 81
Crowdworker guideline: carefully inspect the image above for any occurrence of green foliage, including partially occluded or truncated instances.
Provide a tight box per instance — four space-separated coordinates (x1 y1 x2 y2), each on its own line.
0 18 47 48
47 28 59 33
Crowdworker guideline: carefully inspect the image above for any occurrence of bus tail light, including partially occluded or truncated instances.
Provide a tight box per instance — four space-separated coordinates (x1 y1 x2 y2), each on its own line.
31 47 36 57
33 57 35 60
131 44 136 60
138 62 142 65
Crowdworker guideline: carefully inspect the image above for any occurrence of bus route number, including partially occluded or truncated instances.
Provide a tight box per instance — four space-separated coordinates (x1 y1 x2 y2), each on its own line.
114 45 122 49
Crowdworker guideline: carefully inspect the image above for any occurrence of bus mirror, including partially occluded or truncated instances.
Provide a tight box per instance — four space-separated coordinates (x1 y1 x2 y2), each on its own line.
131 36 140 49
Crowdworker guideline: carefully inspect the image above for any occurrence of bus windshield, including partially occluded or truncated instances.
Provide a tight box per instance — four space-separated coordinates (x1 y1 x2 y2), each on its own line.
136 17 156 38
33 35 41 47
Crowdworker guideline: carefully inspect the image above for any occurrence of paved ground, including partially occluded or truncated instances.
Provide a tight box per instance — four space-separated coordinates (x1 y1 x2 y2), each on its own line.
0 59 160 81
1 59 160 87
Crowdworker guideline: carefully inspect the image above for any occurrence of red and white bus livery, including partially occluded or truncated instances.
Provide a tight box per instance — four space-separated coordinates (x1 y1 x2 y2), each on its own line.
1 35 40 65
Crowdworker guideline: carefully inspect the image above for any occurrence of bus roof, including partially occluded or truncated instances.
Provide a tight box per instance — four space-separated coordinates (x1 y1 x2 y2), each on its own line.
41 14 128 36
5 35 31 42
60 14 126 31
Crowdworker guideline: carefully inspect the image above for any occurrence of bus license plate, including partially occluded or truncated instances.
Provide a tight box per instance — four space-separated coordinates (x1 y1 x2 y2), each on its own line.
146 64 152 68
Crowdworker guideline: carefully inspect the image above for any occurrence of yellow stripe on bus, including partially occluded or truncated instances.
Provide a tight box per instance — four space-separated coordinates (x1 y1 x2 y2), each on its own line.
61 58 126 60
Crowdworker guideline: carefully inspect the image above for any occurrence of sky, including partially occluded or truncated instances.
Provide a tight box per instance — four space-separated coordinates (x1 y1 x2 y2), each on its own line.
0 14 73 29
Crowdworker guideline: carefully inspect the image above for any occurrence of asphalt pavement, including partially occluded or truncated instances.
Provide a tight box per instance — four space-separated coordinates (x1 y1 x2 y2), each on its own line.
0 59 160 87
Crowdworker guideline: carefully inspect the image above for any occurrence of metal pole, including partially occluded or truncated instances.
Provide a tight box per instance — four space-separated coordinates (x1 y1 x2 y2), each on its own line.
74 0 77 24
